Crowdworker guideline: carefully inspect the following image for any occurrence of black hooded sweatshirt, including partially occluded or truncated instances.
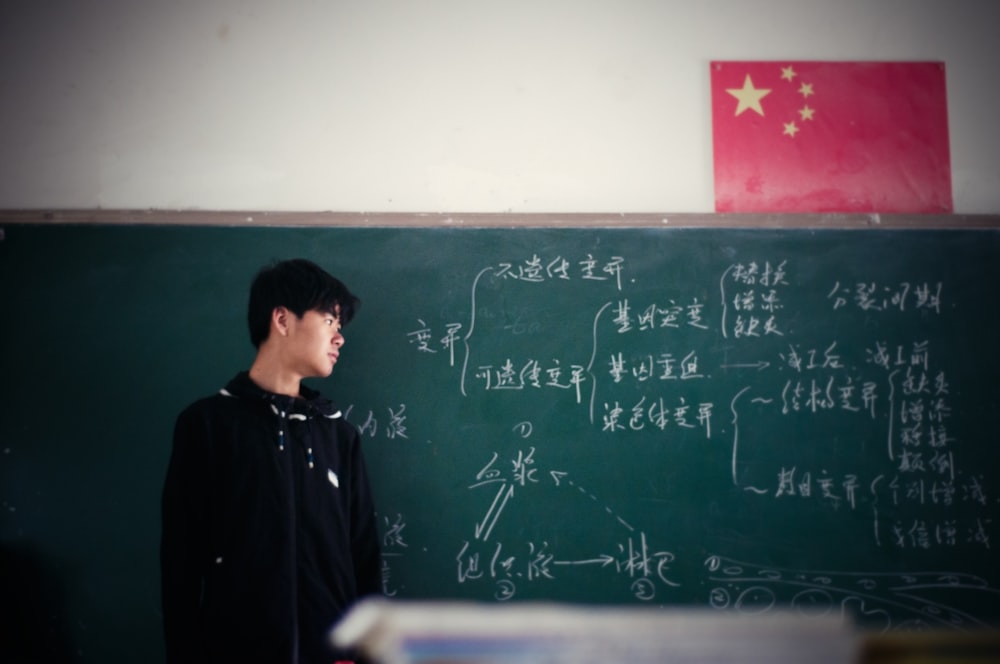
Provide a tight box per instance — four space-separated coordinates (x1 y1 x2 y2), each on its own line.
161 372 381 663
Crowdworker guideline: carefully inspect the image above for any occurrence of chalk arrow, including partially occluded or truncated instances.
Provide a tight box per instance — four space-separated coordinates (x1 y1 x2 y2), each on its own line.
720 361 770 371
474 484 514 541
553 555 617 567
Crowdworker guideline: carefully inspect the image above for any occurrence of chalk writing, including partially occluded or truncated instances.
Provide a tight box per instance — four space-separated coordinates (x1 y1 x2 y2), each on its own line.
610 299 709 334
720 260 790 339
474 358 587 401
704 555 999 630
379 244 997 623
378 512 409 597
345 403 410 440
827 281 943 313
494 254 626 290
602 398 714 436
608 350 706 384
454 445 681 601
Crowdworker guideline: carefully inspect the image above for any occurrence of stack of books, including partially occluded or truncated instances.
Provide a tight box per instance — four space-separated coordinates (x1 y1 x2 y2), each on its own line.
331 599 857 664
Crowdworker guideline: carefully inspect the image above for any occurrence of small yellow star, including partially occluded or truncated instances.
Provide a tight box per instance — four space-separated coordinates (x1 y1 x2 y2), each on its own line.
780 66 797 82
726 74 772 116
798 105 815 121
798 82 815 98
783 121 800 137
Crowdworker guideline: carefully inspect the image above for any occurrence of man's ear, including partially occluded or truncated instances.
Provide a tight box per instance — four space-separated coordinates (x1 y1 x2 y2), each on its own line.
272 306 291 337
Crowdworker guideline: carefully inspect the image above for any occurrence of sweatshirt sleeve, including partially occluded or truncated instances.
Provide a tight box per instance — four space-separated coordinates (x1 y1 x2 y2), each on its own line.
160 406 212 664
348 428 383 599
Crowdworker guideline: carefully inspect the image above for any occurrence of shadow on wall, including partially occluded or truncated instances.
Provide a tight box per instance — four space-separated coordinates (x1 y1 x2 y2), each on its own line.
0 542 76 663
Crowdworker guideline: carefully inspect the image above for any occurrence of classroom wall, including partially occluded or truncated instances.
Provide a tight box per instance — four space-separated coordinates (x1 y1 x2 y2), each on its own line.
0 0 998 214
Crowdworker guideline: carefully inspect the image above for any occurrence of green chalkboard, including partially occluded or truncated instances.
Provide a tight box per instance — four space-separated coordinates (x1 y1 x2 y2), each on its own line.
1 221 999 662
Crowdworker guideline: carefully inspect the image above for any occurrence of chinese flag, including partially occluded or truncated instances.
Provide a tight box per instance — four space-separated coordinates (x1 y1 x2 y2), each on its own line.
711 61 952 213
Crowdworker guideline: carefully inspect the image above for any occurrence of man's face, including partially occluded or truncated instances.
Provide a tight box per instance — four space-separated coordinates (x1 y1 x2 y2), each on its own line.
284 307 345 379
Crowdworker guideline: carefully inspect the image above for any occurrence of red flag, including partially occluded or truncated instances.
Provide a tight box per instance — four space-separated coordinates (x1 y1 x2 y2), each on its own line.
711 61 952 213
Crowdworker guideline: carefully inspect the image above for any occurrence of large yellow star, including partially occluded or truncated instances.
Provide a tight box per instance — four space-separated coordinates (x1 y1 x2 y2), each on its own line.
726 74 771 116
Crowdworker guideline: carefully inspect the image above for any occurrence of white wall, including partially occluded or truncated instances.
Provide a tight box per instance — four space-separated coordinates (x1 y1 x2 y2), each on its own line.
1 0 997 213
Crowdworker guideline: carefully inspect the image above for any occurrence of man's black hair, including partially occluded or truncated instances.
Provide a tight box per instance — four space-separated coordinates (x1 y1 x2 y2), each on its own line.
247 259 360 348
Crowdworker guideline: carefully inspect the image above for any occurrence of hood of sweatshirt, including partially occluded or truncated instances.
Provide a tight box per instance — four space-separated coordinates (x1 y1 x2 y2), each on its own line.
219 371 343 420
218 372 344 469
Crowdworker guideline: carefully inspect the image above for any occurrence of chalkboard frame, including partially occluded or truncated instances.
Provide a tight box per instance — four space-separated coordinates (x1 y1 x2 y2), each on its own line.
1 209 999 229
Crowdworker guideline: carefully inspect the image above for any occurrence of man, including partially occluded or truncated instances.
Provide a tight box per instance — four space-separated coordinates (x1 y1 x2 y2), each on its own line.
161 259 382 663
